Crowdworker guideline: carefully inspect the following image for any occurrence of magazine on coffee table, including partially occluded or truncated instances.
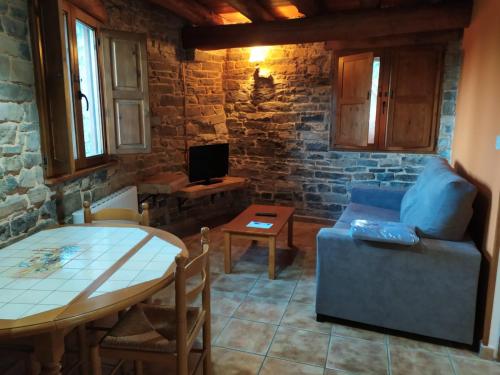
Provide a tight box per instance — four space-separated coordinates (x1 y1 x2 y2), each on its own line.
247 221 273 229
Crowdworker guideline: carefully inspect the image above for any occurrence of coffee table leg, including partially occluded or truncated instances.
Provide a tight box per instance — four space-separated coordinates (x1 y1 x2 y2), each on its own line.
268 236 276 279
288 216 294 248
224 232 232 274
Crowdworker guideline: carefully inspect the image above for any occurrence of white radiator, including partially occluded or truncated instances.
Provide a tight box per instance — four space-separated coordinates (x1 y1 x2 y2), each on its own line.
72 186 138 224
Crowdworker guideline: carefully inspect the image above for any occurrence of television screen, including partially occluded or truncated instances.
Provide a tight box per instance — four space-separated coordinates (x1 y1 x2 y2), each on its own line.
188 143 229 183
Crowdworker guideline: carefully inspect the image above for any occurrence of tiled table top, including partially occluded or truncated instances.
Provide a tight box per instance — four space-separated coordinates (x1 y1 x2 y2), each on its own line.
0 226 182 321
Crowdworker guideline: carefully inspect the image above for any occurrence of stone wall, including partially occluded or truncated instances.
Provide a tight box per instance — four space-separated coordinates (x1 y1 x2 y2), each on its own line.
0 0 56 243
0 0 462 246
225 43 461 219
54 0 244 229
0 0 244 247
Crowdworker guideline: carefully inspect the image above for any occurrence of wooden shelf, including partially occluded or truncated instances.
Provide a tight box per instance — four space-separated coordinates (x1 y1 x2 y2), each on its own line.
177 176 249 200
138 172 189 195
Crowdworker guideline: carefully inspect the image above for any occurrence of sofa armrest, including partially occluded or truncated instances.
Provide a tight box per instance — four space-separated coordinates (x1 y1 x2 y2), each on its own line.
351 186 407 211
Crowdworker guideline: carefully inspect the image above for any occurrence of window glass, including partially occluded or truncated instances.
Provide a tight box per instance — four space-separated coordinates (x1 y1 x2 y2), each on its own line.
368 57 380 144
75 20 103 157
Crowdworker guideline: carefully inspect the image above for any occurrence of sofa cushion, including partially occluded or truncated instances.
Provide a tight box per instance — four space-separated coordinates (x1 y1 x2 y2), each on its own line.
334 203 400 231
400 158 476 241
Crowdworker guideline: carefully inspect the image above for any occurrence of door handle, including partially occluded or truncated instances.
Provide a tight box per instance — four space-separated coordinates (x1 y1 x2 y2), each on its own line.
78 91 89 111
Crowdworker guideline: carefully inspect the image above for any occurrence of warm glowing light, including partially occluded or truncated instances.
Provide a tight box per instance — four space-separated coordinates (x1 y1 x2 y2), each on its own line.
258 68 271 78
249 46 270 63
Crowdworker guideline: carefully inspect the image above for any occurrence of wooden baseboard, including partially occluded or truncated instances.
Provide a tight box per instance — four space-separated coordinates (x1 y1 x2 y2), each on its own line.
294 214 335 226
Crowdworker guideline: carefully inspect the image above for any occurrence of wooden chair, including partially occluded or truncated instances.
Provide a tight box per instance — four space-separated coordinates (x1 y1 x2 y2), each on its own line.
83 201 150 226
89 227 212 375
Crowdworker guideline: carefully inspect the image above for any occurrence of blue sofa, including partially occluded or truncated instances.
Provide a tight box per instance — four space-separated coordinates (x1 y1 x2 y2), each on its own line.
316 158 481 345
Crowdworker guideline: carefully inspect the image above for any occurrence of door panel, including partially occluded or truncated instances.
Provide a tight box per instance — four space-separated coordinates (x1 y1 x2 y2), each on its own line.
385 47 442 150
101 30 150 154
334 52 374 148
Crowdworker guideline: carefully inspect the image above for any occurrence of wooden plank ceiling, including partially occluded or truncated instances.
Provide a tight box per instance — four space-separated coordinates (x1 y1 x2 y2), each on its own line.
148 0 473 49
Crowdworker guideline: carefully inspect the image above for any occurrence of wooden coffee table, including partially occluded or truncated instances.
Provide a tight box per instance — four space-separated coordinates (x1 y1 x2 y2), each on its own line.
222 204 295 279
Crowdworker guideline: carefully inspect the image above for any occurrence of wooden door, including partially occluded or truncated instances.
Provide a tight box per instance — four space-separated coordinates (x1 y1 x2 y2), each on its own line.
334 52 374 148
385 47 443 150
101 30 151 154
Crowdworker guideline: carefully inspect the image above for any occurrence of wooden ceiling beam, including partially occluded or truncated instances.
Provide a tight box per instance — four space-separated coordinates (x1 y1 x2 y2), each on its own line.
224 0 275 22
182 0 472 50
149 0 224 26
289 0 320 16
325 30 462 50
360 0 381 8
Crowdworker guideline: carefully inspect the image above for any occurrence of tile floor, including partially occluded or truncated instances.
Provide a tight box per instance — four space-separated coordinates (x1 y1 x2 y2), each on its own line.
172 221 500 375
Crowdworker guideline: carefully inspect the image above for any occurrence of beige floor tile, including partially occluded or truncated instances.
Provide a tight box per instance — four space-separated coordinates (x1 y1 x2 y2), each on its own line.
452 356 500 375
324 369 357 375
233 294 288 324
447 346 480 359
232 260 267 278
211 274 257 293
249 279 297 300
281 301 332 333
211 314 231 342
332 324 386 343
210 290 246 316
388 335 449 355
268 326 330 366
326 336 388 375
260 357 324 375
291 281 316 304
390 345 453 375
211 347 264 375
215 318 277 355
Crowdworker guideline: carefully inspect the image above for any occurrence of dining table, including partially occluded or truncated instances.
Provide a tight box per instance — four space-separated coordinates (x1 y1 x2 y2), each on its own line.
0 223 188 375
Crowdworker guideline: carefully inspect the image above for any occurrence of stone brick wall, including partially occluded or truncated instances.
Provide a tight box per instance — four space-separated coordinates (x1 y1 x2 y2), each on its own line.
225 42 461 219
0 0 56 244
0 0 462 247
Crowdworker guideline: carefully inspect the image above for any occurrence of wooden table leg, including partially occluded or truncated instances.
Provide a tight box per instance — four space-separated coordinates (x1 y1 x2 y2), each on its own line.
288 216 294 248
224 232 232 274
34 331 65 375
268 236 276 279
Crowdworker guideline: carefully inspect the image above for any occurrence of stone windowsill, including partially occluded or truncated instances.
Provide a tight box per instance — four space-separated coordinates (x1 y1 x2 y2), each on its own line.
44 160 119 186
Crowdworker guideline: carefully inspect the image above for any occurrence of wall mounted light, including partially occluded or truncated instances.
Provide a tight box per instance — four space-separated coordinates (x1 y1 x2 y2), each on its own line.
249 46 272 79
249 46 270 63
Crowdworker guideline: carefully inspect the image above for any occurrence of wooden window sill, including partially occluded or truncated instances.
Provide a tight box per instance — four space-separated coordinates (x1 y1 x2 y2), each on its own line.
44 160 119 186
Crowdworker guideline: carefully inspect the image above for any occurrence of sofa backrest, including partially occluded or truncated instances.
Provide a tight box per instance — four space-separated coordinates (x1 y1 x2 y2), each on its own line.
400 158 477 241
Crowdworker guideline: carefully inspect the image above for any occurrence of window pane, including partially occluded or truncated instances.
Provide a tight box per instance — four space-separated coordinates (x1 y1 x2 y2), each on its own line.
76 20 104 157
368 57 380 144
63 13 79 159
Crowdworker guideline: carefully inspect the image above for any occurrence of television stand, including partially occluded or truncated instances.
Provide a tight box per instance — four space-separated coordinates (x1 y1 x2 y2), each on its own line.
177 176 249 207
194 178 224 186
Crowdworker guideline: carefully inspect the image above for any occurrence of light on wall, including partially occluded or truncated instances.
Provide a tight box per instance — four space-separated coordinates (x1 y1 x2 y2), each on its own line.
249 46 272 79
249 46 270 63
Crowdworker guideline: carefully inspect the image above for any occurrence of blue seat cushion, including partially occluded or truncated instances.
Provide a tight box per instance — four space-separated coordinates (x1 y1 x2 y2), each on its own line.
334 203 400 231
400 158 476 241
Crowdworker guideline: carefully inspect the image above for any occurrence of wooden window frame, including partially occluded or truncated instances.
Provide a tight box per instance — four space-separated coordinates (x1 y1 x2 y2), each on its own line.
62 1 108 170
330 44 444 153
30 0 109 181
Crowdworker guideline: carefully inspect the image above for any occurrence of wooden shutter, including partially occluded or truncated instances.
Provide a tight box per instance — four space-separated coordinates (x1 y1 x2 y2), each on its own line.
385 46 443 150
101 30 150 154
334 52 374 148
31 0 74 177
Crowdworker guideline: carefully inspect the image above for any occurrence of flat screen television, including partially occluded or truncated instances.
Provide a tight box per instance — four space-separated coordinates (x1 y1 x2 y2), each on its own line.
188 143 229 184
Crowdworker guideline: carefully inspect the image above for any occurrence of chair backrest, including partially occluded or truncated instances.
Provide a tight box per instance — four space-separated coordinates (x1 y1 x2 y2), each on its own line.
82 201 150 226
175 227 210 360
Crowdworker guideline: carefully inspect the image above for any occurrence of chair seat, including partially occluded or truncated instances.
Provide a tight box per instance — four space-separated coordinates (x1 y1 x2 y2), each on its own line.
101 304 200 353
